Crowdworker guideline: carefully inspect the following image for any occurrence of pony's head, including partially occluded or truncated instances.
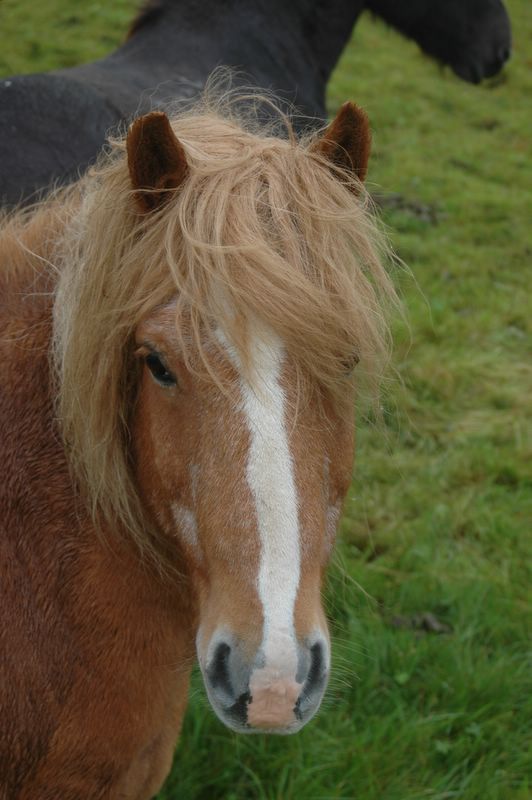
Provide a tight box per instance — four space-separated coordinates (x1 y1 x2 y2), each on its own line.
53 98 396 733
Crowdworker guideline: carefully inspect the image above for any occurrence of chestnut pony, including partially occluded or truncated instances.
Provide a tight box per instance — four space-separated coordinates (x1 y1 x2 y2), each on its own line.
0 97 395 798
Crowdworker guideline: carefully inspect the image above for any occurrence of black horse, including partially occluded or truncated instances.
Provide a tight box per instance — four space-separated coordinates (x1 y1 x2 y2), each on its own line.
0 0 511 207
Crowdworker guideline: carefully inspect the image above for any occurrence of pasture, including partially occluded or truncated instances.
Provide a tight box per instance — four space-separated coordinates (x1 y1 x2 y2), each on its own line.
0 1 530 798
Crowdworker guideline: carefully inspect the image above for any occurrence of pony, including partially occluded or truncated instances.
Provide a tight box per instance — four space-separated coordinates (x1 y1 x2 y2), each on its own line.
0 95 396 797
0 0 511 207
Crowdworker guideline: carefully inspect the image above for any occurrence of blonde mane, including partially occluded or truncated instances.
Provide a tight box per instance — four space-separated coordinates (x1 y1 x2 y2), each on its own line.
8 93 398 553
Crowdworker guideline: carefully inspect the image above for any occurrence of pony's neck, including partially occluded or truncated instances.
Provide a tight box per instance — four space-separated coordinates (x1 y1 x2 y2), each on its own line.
0 202 68 297
93 0 365 122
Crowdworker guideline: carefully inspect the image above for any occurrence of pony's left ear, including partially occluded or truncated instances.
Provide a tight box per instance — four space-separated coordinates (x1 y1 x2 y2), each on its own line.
126 111 188 212
315 102 371 183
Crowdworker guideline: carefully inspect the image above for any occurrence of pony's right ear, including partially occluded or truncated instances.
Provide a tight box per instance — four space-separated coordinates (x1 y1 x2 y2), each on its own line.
126 111 188 212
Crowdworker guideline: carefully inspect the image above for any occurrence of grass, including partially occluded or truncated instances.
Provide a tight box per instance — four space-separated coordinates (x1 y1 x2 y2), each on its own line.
1 1 530 797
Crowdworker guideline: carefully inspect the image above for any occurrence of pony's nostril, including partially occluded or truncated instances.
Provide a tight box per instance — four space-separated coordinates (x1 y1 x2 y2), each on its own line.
207 641 232 695
228 690 251 726
293 639 329 721
307 641 325 690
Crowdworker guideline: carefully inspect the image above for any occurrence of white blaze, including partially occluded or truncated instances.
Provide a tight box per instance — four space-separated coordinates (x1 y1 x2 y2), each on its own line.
220 323 301 678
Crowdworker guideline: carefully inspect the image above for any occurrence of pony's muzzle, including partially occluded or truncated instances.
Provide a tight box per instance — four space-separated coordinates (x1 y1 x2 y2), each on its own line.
202 634 329 733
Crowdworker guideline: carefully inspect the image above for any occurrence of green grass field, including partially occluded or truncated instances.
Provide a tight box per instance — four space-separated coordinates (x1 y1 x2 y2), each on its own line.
1 1 530 797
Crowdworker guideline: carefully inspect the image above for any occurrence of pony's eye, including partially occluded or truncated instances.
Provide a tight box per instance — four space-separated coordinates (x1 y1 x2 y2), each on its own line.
145 353 176 387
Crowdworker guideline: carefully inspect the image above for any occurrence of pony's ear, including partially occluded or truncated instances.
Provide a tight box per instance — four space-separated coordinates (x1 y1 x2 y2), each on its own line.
126 111 188 212
315 102 371 183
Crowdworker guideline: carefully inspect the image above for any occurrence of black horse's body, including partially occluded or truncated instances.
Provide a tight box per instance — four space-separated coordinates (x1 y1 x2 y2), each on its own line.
0 0 511 207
